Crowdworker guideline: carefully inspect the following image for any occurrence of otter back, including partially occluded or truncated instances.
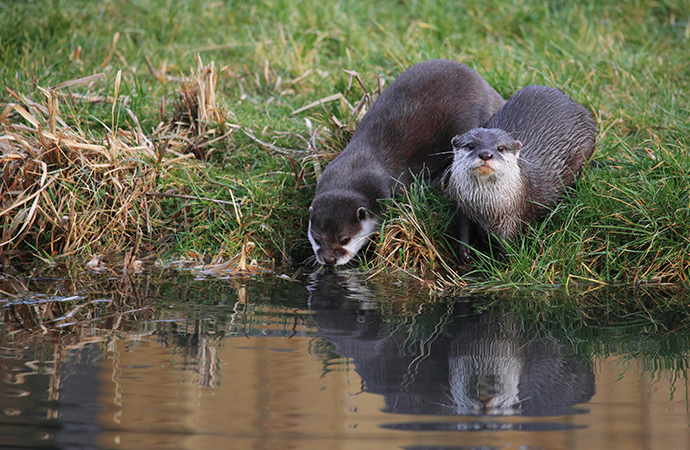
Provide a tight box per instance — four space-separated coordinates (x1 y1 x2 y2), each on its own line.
309 59 505 266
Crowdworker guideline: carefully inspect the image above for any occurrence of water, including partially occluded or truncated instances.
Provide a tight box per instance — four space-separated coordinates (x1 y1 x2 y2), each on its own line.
1 270 689 449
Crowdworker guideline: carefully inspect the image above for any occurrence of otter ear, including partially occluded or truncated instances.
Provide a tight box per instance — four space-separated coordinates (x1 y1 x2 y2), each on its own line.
451 136 462 149
309 206 313 213
357 207 367 221
514 141 523 150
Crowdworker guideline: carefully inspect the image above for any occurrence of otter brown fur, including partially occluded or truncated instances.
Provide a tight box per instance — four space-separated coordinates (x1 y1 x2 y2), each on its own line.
309 59 505 266
447 85 596 262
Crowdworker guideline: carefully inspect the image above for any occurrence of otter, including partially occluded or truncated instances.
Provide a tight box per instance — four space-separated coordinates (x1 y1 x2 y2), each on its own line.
308 59 505 266
447 85 597 262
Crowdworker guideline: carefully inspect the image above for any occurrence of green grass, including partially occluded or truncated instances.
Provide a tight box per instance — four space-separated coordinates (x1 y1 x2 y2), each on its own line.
1 0 689 287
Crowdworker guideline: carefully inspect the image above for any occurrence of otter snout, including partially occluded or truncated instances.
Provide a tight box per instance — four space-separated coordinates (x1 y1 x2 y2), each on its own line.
312 238 355 266
320 248 349 266
478 151 493 161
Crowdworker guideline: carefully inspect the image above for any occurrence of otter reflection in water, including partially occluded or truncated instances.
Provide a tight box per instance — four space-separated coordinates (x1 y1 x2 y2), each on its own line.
307 272 594 417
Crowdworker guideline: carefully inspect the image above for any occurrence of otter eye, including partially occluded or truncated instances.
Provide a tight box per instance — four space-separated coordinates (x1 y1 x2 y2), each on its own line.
340 237 351 246
464 143 475 150
497 145 505 152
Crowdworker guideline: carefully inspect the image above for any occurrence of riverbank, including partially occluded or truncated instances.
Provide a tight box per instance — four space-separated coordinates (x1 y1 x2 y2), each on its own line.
1 0 688 288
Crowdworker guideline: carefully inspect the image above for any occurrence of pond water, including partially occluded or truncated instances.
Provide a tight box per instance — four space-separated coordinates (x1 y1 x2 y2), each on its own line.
1 270 689 449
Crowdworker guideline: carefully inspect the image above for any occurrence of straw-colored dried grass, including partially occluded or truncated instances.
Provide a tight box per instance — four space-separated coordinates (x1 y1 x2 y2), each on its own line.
369 184 465 288
0 60 233 265
154 57 237 160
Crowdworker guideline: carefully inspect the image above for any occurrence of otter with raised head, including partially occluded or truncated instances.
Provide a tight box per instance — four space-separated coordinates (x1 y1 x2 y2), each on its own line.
447 85 597 262
308 59 505 266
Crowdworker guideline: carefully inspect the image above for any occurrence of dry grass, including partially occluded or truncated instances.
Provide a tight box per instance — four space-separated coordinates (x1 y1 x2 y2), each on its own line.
1 74 154 261
0 59 240 267
153 57 238 160
368 182 465 288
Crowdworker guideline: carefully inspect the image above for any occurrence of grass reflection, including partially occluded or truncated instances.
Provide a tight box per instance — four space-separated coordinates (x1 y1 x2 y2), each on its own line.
0 269 688 387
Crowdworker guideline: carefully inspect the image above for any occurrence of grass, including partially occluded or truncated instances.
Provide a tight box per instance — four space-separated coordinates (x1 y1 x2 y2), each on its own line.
0 0 689 289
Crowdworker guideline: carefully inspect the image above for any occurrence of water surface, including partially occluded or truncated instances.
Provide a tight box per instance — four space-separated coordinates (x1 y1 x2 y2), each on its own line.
1 270 688 449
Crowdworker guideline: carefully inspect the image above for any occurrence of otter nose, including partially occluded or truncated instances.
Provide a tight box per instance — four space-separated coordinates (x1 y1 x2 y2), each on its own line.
478 151 493 161
324 256 337 266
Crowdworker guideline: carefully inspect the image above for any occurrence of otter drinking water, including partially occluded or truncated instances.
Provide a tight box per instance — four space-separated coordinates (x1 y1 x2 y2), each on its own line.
447 85 597 262
308 59 505 266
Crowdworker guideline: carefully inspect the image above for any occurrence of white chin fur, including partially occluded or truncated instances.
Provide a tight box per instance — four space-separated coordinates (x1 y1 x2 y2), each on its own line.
336 216 378 265
448 152 524 239
307 220 327 264
308 217 379 265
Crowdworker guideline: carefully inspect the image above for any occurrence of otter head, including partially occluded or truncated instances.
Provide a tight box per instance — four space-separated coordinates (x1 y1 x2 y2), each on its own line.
308 190 380 266
451 128 522 179
448 128 526 239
